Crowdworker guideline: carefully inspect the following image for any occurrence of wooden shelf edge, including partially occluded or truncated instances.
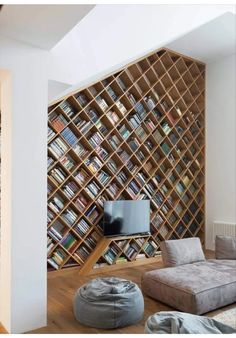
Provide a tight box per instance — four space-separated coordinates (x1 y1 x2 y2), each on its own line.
87 255 162 275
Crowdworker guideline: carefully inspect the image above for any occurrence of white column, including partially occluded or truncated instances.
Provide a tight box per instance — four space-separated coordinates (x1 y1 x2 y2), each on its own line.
0 37 48 333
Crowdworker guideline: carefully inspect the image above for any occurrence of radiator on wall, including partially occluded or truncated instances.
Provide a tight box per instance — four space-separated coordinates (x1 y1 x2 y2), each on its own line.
213 221 236 242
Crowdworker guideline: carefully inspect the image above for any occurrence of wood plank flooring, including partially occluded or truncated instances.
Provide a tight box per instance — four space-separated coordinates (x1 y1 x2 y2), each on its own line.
1 251 235 334
30 252 235 334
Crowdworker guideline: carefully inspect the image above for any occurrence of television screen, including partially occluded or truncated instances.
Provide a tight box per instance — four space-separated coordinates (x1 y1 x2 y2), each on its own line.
103 200 150 237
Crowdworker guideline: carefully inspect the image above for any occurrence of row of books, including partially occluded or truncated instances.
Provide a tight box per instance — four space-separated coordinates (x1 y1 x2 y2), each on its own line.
50 112 68 132
61 126 78 147
75 193 89 212
73 141 89 160
48 248 67 269
49 195 65 214
61 233 78 252
49 166 67 184
60 101 76 118
85 180 101 198
104 245 120 264
85 156 103 174
84 205 100 223
74 244 91 262
61 208 77 226
62 181 78 199
48 126 55 141
74 218 90 237
97 170 111 185
143 240 158 256
60 154 76 171
74 168 90 185
49 137 68 159
88 131 103 149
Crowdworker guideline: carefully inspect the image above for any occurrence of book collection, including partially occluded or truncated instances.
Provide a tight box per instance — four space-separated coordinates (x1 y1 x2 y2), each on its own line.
47 48 205 271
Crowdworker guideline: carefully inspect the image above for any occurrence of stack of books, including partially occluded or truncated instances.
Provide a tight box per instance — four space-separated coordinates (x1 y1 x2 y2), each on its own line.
75 92 89 107
107 110 120 125
126 180 140 198
74 245 91 262
85 205 99 223
136 126 147 141
73 141 89 159
61 208 77 226
96 96 109 112
85 156 103 173
95 120 108 136
49 166 67 184
85 180 101 198
117 171 128 185
108 134 121 150
61 127 78 147
143 240 158 256
107 86 118 101
49 112 68 132
117 149 130 163
88 131 103 148
62 181 78 198
48 195 65 213
47 236 54 253
116 100 127 115
61 233 78 252
75 194 89 212
60 101 76 118
96 146 109 161
118 124 130 139
104 245 120 264
47 156 55 169
47 209 55 225
97 170 111 185
107 183 119 198
74 218 90 237
60 154 76 171
48 220 65 241
49 137 68 159
106 159 118 173
74 168 90 185
48 248 67 269
48 126 55 141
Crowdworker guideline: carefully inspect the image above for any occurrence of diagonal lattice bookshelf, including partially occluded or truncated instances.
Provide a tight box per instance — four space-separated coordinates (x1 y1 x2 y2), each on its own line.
47 48 205 272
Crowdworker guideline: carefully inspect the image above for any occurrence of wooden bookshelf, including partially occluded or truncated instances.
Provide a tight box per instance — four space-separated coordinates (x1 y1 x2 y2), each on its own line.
47 47 205 272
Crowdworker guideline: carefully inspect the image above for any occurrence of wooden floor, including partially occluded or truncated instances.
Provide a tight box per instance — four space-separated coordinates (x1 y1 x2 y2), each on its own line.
29 252 234 334
1 252 235 334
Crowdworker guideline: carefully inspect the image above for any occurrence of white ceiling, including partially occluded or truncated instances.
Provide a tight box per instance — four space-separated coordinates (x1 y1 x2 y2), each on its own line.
0 5 95 50
167 12 236 62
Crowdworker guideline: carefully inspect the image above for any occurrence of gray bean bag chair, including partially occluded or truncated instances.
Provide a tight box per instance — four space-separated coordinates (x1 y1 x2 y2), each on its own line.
145 311 236 334
73 277 144 329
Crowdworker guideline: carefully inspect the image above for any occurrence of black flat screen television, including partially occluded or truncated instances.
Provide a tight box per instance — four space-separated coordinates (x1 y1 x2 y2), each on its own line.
103 200 150 237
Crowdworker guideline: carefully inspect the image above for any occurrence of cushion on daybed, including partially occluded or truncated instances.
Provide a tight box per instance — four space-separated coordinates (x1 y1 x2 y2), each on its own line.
160 237 205 267
142 259 236 315
215 235 236 260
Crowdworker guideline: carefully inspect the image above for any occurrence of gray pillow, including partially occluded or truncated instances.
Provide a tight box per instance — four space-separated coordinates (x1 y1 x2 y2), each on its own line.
160 238 205 267
215 235 236 259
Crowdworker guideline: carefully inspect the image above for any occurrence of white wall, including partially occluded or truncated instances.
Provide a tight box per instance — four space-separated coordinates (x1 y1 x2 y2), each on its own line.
206 53 236 249
0 37 48 333
48 4 235 99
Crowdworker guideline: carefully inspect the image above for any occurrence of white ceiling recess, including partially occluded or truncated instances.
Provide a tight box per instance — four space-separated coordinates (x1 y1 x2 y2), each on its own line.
167 12 236 63
0 5 95 50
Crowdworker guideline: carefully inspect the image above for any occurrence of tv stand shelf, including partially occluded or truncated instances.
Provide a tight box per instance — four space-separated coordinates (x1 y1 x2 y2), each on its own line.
47 47 205 272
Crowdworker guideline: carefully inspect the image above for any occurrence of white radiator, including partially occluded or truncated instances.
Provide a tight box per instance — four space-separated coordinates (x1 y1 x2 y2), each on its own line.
213 221 236 243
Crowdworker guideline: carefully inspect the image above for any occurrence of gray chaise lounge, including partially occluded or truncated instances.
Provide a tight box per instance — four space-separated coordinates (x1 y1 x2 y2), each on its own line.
141 237 236 315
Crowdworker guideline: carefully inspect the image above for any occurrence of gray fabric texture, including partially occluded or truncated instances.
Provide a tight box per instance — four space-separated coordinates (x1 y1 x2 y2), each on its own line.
215 235 236 259
160 237 205 267
73 277 144 329
142 259 236 314
144 311 236 334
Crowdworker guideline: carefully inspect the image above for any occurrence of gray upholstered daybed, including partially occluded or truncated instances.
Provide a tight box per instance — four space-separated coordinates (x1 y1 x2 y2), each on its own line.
141 236 236 315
